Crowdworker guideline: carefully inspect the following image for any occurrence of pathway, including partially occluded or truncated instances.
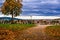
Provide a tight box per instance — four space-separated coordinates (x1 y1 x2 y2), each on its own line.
16 24 52 40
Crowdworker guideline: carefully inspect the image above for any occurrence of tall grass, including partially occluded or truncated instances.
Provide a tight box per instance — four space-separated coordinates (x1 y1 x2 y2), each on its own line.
0 24 35 31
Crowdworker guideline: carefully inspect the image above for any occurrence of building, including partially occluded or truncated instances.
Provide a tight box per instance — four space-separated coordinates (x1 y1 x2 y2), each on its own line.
15 16 60 25
0 16 60 25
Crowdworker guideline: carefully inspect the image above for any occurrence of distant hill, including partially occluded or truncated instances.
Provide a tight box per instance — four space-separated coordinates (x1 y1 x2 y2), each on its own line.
0 17 20 20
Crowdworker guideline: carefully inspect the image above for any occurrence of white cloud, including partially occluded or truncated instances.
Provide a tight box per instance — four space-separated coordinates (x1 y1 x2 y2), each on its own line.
0 0 60 16
23 0 60 4
15 16 60 19
27 13 41 16
22 9 39 11
0 0 5 3
40 0 59 4
23 0 37 2
21 13 42 16
0 0 60 4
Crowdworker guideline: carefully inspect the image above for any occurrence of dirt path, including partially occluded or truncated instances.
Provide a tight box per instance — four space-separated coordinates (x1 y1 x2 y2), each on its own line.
16 24 51 40
16 25 60 40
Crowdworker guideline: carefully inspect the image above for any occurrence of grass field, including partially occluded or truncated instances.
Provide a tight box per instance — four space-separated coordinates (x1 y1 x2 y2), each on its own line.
45 25 60 37
0 24 35 31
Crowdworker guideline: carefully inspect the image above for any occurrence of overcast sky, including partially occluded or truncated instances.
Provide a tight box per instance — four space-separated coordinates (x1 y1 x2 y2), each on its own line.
0 0 60 16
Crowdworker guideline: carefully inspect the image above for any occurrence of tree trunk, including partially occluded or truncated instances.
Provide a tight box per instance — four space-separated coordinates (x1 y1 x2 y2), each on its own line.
11 13 14 24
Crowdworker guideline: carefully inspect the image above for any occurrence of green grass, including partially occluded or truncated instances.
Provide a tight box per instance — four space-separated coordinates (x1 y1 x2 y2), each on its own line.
45 25 60 37
46 25 60 29
0 24 35 31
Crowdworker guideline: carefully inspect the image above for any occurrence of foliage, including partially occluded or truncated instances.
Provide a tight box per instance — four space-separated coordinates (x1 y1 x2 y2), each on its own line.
1 0 22 23
1 0 22 16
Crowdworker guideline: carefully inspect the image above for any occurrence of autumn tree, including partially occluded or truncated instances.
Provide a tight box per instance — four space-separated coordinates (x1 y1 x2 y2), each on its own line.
1 0 22 23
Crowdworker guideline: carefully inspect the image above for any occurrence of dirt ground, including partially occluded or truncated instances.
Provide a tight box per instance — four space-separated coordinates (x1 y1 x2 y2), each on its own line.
0 24 59 40
15 24 58 40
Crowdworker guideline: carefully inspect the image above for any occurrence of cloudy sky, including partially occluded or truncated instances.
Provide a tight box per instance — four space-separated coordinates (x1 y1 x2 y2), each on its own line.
0 0 60 16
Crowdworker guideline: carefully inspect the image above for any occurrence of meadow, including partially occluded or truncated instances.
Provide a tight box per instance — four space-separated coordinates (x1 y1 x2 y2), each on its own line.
0 24 35 31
